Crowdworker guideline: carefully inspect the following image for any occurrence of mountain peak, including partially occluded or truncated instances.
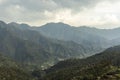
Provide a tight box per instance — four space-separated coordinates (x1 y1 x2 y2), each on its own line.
8 22 19 26
20 23 30 28
46 22 67 25
0 20 6 25
0 20 7 28
40 22 73 30
8 22 30 30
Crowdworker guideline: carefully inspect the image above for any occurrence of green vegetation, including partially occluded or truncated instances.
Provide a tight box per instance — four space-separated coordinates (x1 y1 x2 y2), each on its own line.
0 53 35 80
0 67 35 80
44 62 113 80
43 61 120 80
42 45 120 80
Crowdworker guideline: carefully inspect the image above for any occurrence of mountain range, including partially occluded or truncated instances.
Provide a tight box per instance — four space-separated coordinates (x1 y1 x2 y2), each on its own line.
0 21 120 70
0 20 120 79
0 21 97 70
32 22 120 53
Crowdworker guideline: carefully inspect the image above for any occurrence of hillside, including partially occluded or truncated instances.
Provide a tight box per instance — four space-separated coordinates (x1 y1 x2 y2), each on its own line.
0 52 34 80
43 45 120 80
44 62 120 80
46 45 120 72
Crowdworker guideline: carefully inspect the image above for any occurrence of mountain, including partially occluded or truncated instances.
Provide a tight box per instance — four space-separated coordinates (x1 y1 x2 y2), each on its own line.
34 23 109 46
32 23 120 55
77 26 120 40
0 21 93 70
8 22 31 30
0 22 48 70
32 22 111 55
1 21 120 79
1 20 120 70
43 45 120 80
110 37 120 46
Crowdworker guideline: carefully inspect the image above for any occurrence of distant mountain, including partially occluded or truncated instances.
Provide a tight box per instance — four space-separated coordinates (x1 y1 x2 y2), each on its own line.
110 37 120 46
32 22 120 49
1 20 120 70
77 26 120 40
0 21 94 70
31 22 120 56
32 22 110 55
43 45 120 80
34 23 108 45
1 21 120 80
8 22 31 30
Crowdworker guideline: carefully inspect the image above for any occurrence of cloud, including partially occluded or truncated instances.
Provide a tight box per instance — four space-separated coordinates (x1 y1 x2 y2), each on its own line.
53 0 99 11
0 0 120 28
0 0 6 4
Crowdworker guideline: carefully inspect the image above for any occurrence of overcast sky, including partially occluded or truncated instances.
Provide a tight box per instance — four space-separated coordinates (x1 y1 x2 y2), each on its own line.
0 0 120 28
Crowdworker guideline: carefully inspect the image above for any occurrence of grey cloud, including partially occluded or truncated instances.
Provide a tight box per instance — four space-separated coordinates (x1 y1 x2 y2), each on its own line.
1 0 58 12
0 0 119 25
19 0 118 12
53 0 98 10
1 0 119 13
1 0 118 12
53 0 119 11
